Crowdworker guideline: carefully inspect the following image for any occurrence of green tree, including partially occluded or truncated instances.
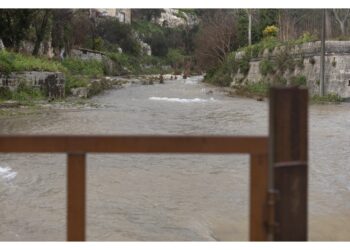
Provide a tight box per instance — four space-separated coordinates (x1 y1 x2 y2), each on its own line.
132 9 164 21
0 9 34 50
96 18 140 55
32 9 52 56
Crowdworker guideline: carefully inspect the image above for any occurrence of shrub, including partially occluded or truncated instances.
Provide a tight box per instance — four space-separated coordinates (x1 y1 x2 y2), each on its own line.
294 32 318 45
211 73 232 86
245 81 269 96
61 58 104 77
237 56 250 75
275 49 293 73
333 35 350 41
290 74 307 86
309 57 316 65
204 68 217 81
263 25 279 37
0 53 15 75
332 58 337 67
166 48 185 68
149 32 169 57
235 81 269 97
261 36 279 52
296 56 305 69
97 18 141 56
259 59 275 76
65 75 90 95
271 74 287 86
0 86 12 99
4 82 45 105
312 93 343 104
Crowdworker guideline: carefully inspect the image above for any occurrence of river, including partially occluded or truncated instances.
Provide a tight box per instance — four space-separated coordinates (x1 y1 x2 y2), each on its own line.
0 76 349 241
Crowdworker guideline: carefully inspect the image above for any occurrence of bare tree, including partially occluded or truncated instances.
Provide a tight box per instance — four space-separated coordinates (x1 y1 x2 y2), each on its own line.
195 10 236 70
278 10 310 41
333 9 350 36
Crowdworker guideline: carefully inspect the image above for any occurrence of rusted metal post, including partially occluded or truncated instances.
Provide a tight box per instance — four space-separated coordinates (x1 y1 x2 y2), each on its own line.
67 153 86 241
269 87 308 241
250 153 269 241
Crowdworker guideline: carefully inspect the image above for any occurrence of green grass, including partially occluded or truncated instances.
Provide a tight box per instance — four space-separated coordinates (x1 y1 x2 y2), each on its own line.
1 49 175 101
259 59 275 76
233 81 270 98
311 93 343 104
243 82 269 96
238 33 317 58
64 75 90 95
0 51 65 74
132 20 163 36
61 58 104 77
290 74 307 86
0 83 44 105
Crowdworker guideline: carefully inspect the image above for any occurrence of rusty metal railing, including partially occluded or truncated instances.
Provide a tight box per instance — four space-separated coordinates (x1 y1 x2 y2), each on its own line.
0 87 308 241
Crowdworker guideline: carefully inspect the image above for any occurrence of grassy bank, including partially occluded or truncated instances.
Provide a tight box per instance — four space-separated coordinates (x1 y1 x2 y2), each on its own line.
0 82 45 106
229 82 343 104
233 81 269 99
204 34 316 88
311 94 344 104
203 34 345 104
0 51 66 74
0 50 178 104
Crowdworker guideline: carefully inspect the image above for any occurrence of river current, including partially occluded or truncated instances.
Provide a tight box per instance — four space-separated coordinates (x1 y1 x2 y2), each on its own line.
0 76 349 240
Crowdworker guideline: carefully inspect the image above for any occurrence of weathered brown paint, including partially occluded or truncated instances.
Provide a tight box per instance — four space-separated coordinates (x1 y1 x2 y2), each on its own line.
274 163 307 241
67 153 86 241
269 87 308 241
0 87 308 241
0 135 269 241
0 135 267 154
250 154 269 241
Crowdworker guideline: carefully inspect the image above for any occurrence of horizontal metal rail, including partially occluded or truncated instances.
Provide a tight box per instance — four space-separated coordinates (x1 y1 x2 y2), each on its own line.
0 87 308 241
0 135 268 154
0 134 269 241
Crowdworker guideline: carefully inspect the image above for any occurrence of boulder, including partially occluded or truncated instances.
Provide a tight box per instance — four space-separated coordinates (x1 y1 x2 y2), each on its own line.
71 87 88 98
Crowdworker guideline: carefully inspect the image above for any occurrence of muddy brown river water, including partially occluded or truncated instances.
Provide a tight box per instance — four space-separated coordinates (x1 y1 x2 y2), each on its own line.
0 76 349 241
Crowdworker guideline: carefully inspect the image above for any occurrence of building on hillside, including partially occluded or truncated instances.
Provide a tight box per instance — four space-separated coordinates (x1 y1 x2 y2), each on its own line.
95 9 131 24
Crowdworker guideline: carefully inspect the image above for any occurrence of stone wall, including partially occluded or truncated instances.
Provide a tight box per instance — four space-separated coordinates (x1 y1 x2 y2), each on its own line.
0 71 65 98
232 41 350 98
71 48 105 61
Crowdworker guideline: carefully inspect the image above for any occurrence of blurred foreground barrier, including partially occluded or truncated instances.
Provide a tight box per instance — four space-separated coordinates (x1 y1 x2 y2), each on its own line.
0 87 307 241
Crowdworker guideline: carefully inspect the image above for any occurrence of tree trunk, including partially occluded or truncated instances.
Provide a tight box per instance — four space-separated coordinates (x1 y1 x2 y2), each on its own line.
32 10 51 56
333 9 350 37
339 22 345 36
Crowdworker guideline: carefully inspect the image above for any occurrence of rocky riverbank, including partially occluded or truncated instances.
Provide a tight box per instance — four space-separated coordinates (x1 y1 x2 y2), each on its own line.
0 74 182 117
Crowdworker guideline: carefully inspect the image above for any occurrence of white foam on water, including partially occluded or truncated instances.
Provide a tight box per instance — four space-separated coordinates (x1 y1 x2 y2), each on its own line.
149 97 215 103
0 166 17 181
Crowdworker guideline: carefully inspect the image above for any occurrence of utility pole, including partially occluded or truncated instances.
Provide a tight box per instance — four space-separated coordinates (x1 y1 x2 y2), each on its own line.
320 9 326 96
248 9 252 46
